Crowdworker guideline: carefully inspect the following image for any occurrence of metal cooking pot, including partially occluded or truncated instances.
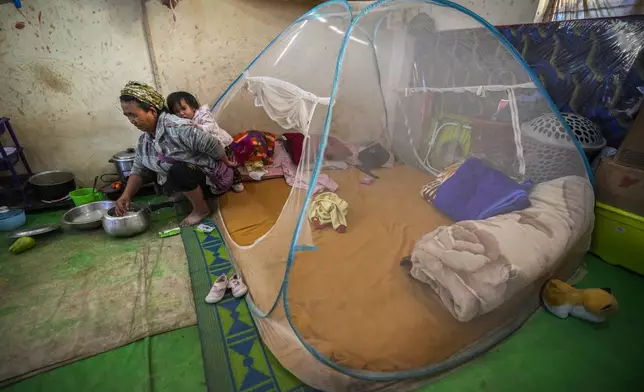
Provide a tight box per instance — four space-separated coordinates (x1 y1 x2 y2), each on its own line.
102 201 174 237
109 148 136 183
29 171 76 202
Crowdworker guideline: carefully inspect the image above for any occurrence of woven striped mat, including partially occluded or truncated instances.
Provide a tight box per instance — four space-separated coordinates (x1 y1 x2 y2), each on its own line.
181 220 316 392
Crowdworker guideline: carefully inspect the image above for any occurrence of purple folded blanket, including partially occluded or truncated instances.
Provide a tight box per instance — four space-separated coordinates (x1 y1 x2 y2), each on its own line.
433 158 532 222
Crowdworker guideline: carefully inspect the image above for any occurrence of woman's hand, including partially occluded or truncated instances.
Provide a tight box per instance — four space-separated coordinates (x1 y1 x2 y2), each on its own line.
116 174 142 215
115 195 131 216
221 155 235 167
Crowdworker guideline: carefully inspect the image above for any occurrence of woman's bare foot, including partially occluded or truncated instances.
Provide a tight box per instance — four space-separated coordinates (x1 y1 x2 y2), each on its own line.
180 186 210 226
180 208 209 226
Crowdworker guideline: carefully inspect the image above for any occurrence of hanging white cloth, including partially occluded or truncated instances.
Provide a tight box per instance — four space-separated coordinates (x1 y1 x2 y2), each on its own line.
245 75 330 135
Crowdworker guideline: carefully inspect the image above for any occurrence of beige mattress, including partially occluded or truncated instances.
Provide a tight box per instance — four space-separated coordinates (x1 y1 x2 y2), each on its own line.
219 178 292 246
217 165 586 380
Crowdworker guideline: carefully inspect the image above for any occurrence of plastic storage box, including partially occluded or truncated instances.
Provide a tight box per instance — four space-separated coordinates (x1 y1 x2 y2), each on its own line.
591 202 644 275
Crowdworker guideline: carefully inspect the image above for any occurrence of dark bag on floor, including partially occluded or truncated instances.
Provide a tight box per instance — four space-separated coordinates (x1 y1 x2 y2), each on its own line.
357 143 390 179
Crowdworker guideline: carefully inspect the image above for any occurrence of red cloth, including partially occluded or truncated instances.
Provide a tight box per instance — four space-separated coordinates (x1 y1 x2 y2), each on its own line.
282 133 305 165
283 133 352 165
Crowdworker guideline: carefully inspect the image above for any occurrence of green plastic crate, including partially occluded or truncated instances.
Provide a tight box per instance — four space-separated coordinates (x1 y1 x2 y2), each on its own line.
591 202 644 276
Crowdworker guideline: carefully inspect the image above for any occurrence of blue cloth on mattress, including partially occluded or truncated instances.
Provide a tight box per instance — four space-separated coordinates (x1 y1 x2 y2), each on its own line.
433 158 532 222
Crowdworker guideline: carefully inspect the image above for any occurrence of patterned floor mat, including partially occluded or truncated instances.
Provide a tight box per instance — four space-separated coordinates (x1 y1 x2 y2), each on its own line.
181 220 316 392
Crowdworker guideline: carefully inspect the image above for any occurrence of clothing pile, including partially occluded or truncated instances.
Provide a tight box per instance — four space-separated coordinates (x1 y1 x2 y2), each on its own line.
230 131 276 181
234 134 340 194
308 192 348 233
276 140 339 194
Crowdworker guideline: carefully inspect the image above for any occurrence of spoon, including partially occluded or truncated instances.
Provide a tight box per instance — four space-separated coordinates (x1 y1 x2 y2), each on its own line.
92 175 99 195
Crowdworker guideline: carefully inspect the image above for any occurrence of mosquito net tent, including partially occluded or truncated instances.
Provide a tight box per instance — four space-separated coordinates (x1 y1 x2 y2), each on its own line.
211 0 594 389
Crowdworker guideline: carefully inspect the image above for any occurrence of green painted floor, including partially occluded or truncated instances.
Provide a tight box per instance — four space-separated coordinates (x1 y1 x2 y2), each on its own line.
4 327 206 392
4 255 643 391
418 255 644 392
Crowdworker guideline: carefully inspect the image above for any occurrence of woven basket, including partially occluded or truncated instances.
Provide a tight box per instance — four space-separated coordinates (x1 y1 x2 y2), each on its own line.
521 113 599 183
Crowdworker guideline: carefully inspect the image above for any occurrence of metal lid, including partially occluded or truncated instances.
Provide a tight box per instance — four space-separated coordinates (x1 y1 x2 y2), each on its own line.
8 224 61 239
112 148 136 162
0 206 24 220
28 171 75 186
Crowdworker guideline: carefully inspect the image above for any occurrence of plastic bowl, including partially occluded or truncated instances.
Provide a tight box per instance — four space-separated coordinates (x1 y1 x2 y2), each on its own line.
69 188 103 206
0 207 26 232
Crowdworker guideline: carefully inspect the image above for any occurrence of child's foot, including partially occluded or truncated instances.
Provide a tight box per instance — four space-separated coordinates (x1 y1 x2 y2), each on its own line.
181 208 210 226
232 183 244 193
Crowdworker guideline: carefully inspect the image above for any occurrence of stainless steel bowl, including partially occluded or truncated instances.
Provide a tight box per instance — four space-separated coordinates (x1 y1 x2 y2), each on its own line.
102 203 152 237
62 201 115 230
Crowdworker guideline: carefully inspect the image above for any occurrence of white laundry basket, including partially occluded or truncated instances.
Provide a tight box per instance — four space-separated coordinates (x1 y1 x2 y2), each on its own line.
522 113 603 183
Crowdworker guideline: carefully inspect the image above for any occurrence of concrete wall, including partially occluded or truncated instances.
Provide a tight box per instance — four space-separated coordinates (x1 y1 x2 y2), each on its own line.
0 0 535 185
0 0 153 185
460 0 539 26
145 0 319 106
432 0 539 30
0 0 318 185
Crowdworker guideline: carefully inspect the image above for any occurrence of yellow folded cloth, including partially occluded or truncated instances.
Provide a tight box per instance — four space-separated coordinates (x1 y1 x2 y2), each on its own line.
308 192 348 231
245 161 264 172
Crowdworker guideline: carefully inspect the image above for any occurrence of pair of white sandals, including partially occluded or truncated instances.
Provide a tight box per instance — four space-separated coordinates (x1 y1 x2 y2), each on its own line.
205 273 248 303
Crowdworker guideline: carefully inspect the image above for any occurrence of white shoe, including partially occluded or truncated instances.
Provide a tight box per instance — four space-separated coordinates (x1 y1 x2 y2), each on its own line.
205 274 228 303
232 183 244 193
228 273 248 298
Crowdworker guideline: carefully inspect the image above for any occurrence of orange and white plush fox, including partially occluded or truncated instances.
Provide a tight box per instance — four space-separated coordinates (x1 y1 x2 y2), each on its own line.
542 279 618 323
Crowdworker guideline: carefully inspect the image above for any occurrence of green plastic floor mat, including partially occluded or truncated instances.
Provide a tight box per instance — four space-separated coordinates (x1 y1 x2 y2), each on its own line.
416 255 644 392
5 204 642 392
181 220 314 392
4 327 206 392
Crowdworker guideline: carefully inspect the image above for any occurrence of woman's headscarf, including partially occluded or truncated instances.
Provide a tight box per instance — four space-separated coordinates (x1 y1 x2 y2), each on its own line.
120 81 166 111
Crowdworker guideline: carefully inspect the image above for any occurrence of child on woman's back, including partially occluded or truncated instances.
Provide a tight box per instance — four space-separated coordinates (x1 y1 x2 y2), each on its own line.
167 91 244 192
